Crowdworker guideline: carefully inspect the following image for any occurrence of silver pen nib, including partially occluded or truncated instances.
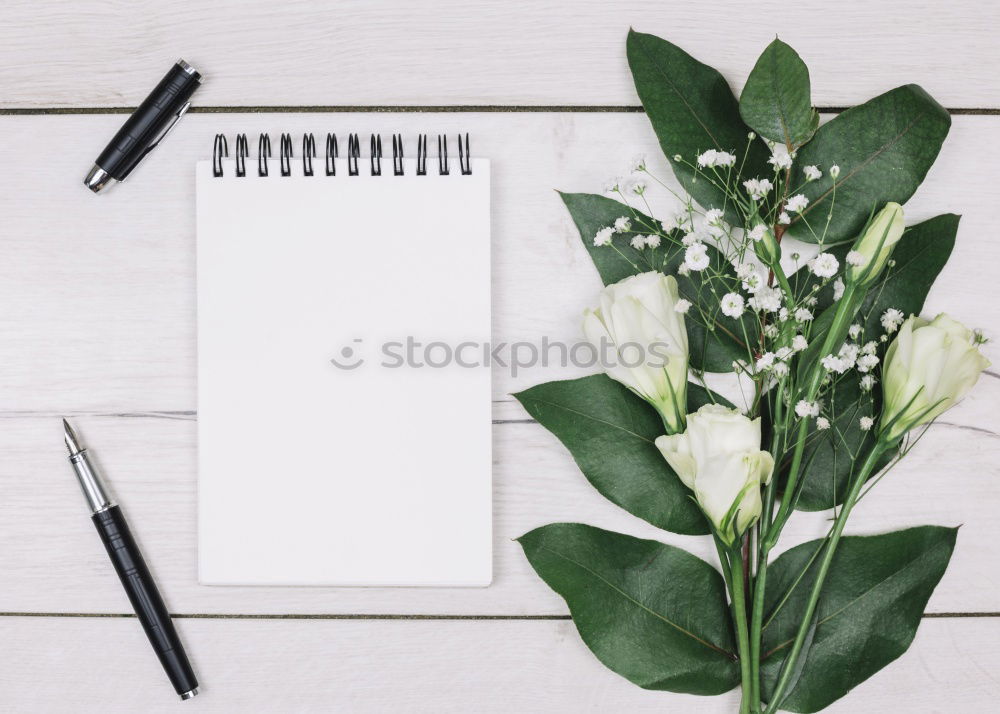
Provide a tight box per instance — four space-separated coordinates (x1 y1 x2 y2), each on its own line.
63 418 83 456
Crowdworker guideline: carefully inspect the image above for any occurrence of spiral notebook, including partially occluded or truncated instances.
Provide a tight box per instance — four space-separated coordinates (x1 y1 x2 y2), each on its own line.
196 133 492 587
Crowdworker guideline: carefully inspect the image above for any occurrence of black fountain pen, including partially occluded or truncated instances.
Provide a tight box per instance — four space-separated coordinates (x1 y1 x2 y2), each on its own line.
63 419 199 700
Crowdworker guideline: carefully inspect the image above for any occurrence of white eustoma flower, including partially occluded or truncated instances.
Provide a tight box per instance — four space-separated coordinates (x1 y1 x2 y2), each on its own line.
721 293 746 319
809 252 840 279
881 314 991 441
785 194 810 213
655 404 774 542
583 272 690 433
803 165 822 181
594 227 614 247
847 202 905 286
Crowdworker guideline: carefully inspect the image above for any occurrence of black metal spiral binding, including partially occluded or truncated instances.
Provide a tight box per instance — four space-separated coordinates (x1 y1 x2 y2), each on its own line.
279 133 293 176
235 134 248 177
213 133 471 178
302 133 316 176
325 133 338 176
392 134 404 176
258 134 272 177
417 134 428 175
347 134 361 176
438 135 449 175
458 133 472 175
212 134 228 177
370 135 383 176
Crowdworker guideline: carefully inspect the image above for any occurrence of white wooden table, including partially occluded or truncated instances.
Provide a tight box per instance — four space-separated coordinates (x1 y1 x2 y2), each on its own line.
2 2 999 711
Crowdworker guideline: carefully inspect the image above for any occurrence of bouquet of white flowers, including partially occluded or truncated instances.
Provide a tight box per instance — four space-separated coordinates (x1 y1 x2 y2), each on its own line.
516 31 990 713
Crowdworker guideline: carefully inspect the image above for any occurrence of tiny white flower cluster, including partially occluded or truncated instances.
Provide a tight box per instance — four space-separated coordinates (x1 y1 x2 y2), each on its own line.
743 178 774 201
746 224 766 242
748 285 782 313
592 216 635 246
821 342 860 374
785 194 809 213
778 211 791 225
881 308 905 333
721 292 745 318
809 252 840 279
803 165 822 181
630 234 662 250
859 416 874 431
768 152 794 171
795 400 821 418
674 299 692 314
846 250 866 267
684 242 711 271
697 150 737 168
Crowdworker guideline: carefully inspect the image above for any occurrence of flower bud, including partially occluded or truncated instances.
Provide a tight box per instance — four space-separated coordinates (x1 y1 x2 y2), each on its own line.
846 202 905 286
655 405 774 542
752 221 781 266
583 272 689 433
881 313 991 442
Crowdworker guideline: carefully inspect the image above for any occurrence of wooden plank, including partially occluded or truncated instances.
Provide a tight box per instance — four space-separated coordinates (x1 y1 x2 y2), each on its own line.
3 615 998 712
1 1 998 109
0 113 997 412
0 412 996 615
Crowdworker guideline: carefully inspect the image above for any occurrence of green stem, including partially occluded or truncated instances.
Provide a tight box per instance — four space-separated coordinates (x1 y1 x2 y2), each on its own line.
730 546 755 714
765 283 858 547
763 442 888 714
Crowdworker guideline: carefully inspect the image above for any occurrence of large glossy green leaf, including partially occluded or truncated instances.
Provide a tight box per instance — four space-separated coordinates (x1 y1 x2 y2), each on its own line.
515 375 729 534
761 526 957 712
740 39 818 148
789 214 958 510
786 84 950 245
627 30 770 225
559 192 758 372
518 523 740 694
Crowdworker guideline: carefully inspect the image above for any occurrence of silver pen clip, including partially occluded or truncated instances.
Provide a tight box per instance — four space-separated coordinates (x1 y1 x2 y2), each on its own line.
119 102 192 181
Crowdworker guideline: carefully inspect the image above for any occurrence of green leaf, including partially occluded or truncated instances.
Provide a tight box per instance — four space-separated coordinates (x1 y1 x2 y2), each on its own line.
518 523 740 694
559 192 759 373
786 84 950 244
515 375 729 534
627 29 770 225
761 526 957 712
789 214 958 510
740 39 818 148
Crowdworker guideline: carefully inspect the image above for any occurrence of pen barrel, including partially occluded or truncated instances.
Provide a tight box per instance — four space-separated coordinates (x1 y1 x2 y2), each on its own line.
96 62 200 181
92 506 198 697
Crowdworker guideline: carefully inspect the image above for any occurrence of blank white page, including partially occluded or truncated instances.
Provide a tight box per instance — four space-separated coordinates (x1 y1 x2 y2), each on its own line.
196 156 492 586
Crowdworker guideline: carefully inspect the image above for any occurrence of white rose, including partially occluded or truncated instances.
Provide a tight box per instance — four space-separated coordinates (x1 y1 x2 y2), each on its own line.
846 202 905 286
881 313 991 441
583 272 689 433
655 404 774 541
